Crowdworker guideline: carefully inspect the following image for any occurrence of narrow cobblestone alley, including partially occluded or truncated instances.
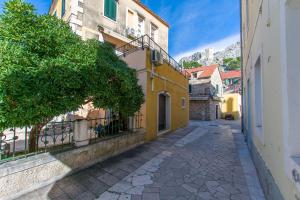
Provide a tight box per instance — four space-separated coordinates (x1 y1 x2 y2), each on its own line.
20 121 265 200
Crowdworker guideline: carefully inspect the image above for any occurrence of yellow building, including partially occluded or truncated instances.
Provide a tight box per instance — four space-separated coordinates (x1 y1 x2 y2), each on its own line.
221 93 241 120
241 0 300 199
121 42 189 140
49 0 189 140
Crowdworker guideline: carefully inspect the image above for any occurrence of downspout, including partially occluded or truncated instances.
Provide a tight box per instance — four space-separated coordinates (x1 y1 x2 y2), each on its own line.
239 0 245 136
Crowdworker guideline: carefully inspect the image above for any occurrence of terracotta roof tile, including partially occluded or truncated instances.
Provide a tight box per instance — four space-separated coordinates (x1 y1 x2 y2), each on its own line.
186 64 219 79
221 70 241 80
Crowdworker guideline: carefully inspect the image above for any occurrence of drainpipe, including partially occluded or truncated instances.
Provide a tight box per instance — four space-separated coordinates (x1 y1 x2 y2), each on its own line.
239 0 245 137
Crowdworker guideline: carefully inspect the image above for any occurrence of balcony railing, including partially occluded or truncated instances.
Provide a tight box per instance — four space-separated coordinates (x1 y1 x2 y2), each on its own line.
116 35 188 77
0 114 142 164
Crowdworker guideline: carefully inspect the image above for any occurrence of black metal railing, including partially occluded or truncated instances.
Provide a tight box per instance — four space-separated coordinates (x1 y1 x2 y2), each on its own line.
88 114 143 144
116 35 189 77
0 114 143 164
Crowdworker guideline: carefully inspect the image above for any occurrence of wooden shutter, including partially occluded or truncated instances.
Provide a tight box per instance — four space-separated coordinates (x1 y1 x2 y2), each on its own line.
61 0 65 17
104 0 116 21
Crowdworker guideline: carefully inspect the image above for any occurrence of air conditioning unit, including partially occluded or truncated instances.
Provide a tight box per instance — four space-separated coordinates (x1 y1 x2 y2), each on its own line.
151 50 163 66
126 27 136 38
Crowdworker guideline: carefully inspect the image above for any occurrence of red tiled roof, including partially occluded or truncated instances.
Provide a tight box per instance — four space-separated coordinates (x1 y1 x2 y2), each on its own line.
221 70 241 80
186 64 219 79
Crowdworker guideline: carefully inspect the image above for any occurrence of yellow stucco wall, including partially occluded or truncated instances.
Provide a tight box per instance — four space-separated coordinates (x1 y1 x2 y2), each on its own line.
241 0 300 199
144 50 189 141
221 93 241 120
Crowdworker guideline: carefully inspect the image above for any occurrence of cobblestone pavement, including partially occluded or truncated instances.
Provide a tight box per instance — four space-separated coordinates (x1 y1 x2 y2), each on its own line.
19 120 265 200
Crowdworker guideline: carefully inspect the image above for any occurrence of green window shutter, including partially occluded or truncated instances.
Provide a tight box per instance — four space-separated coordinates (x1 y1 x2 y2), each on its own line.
104 0 116 21
104 0 110 17
111 0 116 21
61 0 66 18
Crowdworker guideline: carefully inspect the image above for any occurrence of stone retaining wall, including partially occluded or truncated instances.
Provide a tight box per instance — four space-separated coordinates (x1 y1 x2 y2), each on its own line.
0 130 145 200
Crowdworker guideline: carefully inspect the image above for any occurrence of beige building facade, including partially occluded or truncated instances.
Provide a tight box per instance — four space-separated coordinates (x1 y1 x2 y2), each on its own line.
241 0 300 199
49 0 169 51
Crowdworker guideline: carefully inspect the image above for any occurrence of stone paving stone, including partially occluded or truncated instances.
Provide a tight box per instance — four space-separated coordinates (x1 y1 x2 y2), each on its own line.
48 185 65 199
97 172 119 186
59 183 86 199
86 166 106 178
52 193 72 200
81 177 109 195
118 163 138 172
110 168 129 179
143 186 160 193
20 121 265 200
131 194 142 200
142 192 160 200
73 191 96 200
197 192 211 200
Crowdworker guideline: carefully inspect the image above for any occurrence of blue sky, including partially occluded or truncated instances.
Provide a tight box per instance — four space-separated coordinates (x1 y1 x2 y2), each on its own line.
0 0 240 60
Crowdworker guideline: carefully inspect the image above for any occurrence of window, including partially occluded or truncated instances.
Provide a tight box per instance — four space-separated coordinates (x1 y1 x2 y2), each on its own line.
61 0 66 18
137 15 145 37
225 79 229 85
216 85 219 95
192 72 197 79
181 98 186 108
127 9 135 28
254 56 263 128
104 0 117 21
189 84 192 94
150 23 158 41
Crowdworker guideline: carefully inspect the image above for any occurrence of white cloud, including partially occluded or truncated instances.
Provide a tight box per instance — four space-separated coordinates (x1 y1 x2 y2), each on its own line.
174 34 240 61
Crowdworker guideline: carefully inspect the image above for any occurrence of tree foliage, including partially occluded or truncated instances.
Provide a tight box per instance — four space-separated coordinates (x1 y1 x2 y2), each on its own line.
0 0 144 130
223 57 241 70
182 61 202 69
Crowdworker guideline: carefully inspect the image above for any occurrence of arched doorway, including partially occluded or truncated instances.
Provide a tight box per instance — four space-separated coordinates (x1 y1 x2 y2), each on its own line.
158 92 171 134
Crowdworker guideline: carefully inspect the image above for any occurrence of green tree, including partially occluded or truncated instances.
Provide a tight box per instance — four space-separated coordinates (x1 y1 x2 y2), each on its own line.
0 0 144 151
182 61 202 69
223 57 241 70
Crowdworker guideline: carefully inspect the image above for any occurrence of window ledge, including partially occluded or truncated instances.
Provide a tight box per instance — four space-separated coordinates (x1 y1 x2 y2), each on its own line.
102 15 117 23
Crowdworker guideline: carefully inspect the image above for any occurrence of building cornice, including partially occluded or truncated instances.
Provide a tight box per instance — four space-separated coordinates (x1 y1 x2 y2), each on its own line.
132 0 169 28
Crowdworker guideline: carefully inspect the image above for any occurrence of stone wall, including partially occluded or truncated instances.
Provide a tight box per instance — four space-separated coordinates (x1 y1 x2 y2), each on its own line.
0 130 145 200
190 82 211 96
190 100 220 121
190 100 210 120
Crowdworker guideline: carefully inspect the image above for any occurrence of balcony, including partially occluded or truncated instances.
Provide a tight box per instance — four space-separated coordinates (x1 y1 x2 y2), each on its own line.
116 35 188 77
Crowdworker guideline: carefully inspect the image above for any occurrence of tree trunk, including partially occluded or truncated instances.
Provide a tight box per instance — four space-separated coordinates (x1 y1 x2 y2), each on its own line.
29 122 47 153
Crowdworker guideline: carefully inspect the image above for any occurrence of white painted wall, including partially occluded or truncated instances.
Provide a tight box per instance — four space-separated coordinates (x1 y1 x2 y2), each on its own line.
210 68 223 97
